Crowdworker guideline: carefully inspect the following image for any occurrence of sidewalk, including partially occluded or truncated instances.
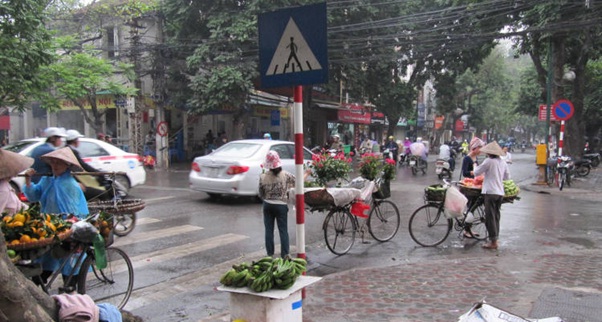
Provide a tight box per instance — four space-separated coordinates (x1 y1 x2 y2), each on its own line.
300 168 602 322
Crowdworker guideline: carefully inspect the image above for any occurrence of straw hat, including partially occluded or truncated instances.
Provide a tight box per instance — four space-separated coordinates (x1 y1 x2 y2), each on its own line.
480 141 506 157
264 151 282 170
0 149 34 180
40 147 83 172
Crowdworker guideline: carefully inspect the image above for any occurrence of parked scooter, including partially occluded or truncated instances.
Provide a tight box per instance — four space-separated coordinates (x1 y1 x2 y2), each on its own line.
572 158 592 177
556 156 574 191
435 159 452 180
582 152 600 168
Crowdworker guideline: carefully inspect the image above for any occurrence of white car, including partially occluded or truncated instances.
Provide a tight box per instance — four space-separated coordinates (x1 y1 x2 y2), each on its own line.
3 138 146 194
189 139 314 198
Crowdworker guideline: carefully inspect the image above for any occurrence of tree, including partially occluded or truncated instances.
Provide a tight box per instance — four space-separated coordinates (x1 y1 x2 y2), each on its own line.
0 0 53 110
509 1 602 156
38 36 138 134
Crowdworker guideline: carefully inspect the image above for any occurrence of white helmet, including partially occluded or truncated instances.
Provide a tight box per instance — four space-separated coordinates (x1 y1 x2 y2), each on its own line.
44 127 67 138
66 129 84 141
416 137 423 142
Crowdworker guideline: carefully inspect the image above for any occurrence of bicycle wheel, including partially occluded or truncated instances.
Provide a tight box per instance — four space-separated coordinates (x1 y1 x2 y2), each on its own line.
113 213 136 237
79 247 134 309
408 204 451 247
464 205 488 241
368 200 400 242
559 172 565 191
323 208 356 255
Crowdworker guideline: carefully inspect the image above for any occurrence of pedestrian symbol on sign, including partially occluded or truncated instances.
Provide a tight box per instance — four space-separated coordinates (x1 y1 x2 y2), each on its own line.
266 18 322 76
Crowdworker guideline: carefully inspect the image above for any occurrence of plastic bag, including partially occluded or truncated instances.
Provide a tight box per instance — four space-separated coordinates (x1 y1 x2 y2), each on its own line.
409 142 426 156
444 186 468 218
71 221 99 243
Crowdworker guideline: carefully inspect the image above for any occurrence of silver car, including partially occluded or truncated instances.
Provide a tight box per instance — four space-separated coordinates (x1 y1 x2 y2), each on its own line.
189 139 314 198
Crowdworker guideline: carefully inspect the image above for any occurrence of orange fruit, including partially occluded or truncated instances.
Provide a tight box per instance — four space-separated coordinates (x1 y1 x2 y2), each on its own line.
9 240 20 245
13 213 26 223
19 235 32 243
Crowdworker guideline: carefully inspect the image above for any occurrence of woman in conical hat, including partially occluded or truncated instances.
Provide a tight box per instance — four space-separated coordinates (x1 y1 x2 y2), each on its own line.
473 141 511 250
0 149 33 215
23 147 89 285
23 147 87 216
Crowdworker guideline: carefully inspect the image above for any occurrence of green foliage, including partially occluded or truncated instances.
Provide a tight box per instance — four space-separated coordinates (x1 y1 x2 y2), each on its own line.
0 0 53 109
358 153 382 181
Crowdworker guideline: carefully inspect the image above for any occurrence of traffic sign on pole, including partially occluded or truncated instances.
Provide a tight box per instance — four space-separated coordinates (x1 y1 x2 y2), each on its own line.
552 99 574 121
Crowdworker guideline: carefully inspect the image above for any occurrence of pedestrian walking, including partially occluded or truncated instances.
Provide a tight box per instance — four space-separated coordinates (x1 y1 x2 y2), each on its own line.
258 151 309 258
472 141 511 250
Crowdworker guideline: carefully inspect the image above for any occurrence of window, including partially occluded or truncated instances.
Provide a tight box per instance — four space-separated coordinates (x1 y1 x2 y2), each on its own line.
270 144 293 159
78 142 109 158
105 27 119 59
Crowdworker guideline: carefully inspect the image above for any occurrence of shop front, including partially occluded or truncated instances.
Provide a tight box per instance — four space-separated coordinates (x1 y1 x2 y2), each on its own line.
328 103 371 154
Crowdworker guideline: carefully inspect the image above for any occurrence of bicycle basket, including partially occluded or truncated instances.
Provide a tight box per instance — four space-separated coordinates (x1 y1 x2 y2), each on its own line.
373 180 391 199
458 185 482 198
88 199 145 215
424 184 446 202
304 188 335 207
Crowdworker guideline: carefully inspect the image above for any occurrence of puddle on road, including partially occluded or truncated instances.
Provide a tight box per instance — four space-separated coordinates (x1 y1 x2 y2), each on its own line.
558 237 597 249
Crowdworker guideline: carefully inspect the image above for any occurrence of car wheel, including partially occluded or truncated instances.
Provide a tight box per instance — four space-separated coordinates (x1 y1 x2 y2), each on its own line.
115 175 131 193
207 193 221 200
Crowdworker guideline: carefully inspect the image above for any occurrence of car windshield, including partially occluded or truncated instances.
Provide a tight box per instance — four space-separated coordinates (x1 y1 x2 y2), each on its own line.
212 142 262 159
2 140 39 153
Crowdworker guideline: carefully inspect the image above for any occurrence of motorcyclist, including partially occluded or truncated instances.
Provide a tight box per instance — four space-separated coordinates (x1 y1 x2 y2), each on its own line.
330 134 342 152
461 139 469 156
438 142 456 171
359 136 373 155
384 136 398 162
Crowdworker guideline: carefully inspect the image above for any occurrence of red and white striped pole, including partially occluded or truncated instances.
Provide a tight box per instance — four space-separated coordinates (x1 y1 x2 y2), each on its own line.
293 85 305 261
558 120 565 157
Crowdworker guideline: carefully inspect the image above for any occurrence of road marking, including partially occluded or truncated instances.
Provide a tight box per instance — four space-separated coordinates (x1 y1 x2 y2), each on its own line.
142 196 177 203
135 217 160 225
113 225 203 247
125 248 268 311
136 186 192 192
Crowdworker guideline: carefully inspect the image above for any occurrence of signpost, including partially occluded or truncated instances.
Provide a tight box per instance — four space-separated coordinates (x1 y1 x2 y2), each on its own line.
552 99 574 157
258 3 328 270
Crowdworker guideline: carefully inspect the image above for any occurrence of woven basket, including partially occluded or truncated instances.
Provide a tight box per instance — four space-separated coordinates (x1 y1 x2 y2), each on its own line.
459 185 482 198
7 229 72 251
502 194 520 204
88 199 145 215
304 189 335 207
424 184 446 202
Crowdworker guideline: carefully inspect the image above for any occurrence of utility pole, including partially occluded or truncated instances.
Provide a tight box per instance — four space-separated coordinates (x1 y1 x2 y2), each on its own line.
128 17 144 158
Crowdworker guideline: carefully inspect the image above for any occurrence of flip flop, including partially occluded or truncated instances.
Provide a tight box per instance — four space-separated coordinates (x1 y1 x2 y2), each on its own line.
482 243 498 250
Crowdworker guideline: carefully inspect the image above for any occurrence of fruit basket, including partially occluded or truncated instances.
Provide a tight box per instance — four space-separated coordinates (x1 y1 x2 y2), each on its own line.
424 184 446 202
304 188 335 207
458 184 482 198
88 199 145 215
6 229 72 251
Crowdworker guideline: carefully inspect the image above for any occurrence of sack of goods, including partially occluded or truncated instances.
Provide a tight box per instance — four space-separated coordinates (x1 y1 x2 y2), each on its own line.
444 186 468 218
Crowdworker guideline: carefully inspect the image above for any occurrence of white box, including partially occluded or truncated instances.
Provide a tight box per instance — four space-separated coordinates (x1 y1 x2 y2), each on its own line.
218 275 321 322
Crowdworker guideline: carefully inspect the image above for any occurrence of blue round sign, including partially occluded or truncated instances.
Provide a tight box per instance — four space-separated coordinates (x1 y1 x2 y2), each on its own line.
552 99 574 121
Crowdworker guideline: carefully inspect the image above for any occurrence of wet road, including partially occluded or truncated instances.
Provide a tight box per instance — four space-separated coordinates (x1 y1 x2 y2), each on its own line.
116 152 601 321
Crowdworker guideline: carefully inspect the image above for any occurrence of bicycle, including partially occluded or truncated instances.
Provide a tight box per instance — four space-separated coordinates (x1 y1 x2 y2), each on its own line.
81 171 143 236
314 184 400 255
408 181 488 247
15 218 135 309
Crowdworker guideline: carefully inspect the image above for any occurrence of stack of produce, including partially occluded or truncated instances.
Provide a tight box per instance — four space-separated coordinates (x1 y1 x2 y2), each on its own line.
503 180 520 197
425 184 446 202
90 212 113 243
460 175 484 189
219 256 307 292
1 211 72 248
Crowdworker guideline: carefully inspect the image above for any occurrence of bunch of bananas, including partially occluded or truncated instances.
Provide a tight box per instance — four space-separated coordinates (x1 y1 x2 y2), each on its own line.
1 211 72 246
219 256 307 293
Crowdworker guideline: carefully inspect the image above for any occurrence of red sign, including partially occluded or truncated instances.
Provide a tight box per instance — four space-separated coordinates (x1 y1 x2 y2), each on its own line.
455 119 465 132
539 104 557 122
552 99 574 121
434 116 445 130
337 104 371 124
0 115 9 130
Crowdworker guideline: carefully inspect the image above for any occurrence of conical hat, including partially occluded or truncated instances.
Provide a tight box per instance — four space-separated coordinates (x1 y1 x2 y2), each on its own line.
40 147 83 172
480 141 506 157
0 149 34 179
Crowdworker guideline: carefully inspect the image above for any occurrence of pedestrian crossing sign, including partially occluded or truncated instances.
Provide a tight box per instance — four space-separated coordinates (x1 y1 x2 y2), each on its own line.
259 2 328 88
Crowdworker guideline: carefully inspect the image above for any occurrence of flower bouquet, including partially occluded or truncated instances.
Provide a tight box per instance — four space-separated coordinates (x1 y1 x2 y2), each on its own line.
309 152 352 187
382 158 396 181
358 153 381 181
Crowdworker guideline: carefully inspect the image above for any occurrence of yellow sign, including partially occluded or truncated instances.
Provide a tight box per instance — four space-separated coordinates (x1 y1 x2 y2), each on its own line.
253 106 289 119
60 95 116 110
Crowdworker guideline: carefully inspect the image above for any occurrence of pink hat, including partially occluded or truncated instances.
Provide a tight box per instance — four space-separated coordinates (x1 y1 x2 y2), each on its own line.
470 137 485 151
264 151 282 170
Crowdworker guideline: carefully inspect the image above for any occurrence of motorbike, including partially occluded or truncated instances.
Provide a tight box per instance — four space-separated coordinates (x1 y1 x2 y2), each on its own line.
83 174 136 237
582 152 600 168
572 158 592 177
435 159 452 180
520 143 527 153
409 155 427 175
556 156 574 191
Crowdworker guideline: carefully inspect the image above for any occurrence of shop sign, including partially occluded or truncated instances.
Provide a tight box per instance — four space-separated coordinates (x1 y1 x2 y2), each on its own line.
455 119 466 132
337 104 370 124
434 115 445 129
397 117 408 126
60 94 116 110
371 111 385 125
253 106 289 119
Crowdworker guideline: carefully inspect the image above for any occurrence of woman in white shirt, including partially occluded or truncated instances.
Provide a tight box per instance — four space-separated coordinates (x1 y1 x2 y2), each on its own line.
501 146 512 164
